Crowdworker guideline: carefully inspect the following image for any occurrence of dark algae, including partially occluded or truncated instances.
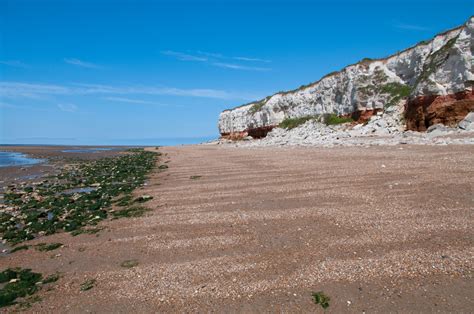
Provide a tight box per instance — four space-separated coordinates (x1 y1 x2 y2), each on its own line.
0 149 159 308
120 259 139 268
35 242 63 252
0 268 58 308
1 150 158 244
112 206 150 218
311 291 330 309
80 279 96 291
9 243 63 253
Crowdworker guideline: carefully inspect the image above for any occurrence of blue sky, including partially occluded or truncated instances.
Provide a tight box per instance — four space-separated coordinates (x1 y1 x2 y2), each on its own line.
0 0 472 145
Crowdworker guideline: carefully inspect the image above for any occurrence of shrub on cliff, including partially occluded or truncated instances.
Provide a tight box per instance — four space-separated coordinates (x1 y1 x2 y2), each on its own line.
324 114 353 125
279 116 317 129
249 101 265 114
381 82 412 107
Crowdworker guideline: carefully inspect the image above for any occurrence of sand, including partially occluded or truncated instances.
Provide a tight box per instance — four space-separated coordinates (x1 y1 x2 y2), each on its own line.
1 144 473 312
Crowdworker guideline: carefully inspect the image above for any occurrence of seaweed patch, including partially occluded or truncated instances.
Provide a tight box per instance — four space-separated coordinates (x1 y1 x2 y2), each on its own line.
1 150 158 244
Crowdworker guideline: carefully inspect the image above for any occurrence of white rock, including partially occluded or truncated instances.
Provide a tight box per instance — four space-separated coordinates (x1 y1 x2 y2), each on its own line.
458 112 474 130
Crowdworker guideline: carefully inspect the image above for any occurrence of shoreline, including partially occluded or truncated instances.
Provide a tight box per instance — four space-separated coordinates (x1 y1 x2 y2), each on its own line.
0 146 130 191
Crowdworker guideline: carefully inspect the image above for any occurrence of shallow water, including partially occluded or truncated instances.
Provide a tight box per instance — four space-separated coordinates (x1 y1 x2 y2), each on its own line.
0 151 44 168
62 187 97 194
61 147 115 153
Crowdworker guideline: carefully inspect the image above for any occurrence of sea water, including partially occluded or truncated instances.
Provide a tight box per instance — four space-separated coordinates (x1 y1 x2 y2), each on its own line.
0 151 44 167
61 147 115 153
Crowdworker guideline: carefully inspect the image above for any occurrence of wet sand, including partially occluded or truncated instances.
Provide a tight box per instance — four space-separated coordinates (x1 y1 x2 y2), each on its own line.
1 145 473 312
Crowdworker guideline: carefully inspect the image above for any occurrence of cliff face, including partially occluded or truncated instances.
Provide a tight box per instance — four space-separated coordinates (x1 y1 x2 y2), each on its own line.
218 17 473 137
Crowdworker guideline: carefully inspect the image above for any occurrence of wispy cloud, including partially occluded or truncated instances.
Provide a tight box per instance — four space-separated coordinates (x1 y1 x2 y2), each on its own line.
0 81 259 101
393 23 430 31
0 101 20 109
103 96 168 106
75 83 251 99
0 60 28 68
163 50 272 71
0 82 71 99
57 103 78 112
161 51 207 62
64 58 101 69
212 62 270 71
0 101 52 112
233 56 271 63
197 51 271 63
196 51 224 58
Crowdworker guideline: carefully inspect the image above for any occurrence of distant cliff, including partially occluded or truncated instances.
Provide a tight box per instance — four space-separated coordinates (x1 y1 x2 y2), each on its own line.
218 16 473 138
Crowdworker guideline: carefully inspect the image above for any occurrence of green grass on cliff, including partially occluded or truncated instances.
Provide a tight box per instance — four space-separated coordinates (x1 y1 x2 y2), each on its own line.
416 35 458 86
279 114 353 129
381 82 412 107
324 114 353 125
249 100 266 114
279 116 317 129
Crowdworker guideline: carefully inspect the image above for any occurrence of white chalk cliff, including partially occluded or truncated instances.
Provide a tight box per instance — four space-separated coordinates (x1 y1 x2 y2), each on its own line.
218 16 473 136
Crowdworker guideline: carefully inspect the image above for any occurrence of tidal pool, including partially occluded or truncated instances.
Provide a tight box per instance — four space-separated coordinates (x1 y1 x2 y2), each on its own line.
0 151 44 168
62 187 98 194
61 147 115 153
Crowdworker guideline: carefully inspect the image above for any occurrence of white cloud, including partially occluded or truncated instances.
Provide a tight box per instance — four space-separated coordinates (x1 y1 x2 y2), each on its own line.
164 50 272 70
103 96 168 106
0 60 28 68
0 101 19 109
212 62 270 71
0 81 260 101
161 51 208 62
64 58 101 68
0 101 52 112
394 23 430 31
57 103 78 112
196 51 224 58
233 56 271 63
0 82 71 99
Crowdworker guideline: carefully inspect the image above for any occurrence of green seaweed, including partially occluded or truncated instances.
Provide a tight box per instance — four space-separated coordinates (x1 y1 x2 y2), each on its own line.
42 273 61 284
17 295 42 309
10 245 30 253
134 195 153 203
120 259 139 268
0 268 42 308
311 291 330 309
1 150 158 244
70 227 103 236
80 279 96 291
115 194 133 206
112 206 150 219
35 243 63 252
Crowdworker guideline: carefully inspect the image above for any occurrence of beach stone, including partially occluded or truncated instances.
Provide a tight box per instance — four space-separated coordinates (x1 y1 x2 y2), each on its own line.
458 112 474 130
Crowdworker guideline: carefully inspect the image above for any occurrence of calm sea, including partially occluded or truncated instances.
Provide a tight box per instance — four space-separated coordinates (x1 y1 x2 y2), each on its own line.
0 151 44 168
1 136 217 146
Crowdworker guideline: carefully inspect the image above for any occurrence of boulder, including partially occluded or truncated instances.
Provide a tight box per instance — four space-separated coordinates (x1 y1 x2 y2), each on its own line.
458 112 474 130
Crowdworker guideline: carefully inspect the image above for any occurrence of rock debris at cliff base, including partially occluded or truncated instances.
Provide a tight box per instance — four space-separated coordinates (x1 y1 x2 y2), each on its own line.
215 104 474 147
